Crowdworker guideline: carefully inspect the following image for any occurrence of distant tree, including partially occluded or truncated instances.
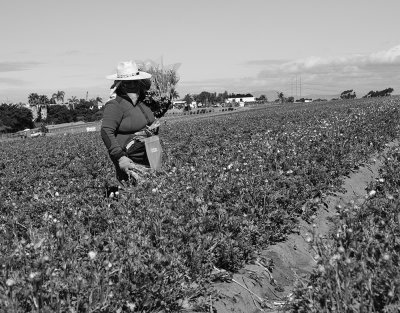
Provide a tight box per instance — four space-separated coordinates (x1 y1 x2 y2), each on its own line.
313 98 327 102
28 93 40 105
277 91 285 103
51 93 57 104
287 96 294 103
51 90 65 104
95 96 103 107
74 100 101 122
340 89 357 99
363 87 394 98
89 97 103 106
67 96 78 110
170 89 179 100
46 105 74 124
228 93 253 99
217 90 229 103
0 103 34 132
183 94 193 104
93 110 104 121
196 91 216 106
49 96 57 104
0 120 12 133
38 94 50 104
257 94 267 101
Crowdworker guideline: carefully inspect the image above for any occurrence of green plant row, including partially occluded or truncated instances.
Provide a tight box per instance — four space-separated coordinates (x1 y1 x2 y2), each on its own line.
290 145 400 313
0 98 399 312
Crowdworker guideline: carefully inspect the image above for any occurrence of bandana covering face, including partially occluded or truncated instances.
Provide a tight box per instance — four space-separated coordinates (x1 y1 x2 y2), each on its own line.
108 81 122 101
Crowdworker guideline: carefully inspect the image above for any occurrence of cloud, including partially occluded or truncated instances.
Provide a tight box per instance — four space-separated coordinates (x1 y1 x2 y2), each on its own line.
0 77 28 86
179 45 400 98
369 45 400 63
258 45 400 77
179 76 284 95
245 59 289 66
62 50 81 55
0 61 42 73
240 45 400 96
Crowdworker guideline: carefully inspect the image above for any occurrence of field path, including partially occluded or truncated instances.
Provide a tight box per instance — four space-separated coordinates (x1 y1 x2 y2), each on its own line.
207 141 398 313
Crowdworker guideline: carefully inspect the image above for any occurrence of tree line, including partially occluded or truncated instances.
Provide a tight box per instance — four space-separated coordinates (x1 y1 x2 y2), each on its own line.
1 86 395 134
0 91 104 134
276 87 394 103
340 88 394 99
0 104 34 133
181 91 265 106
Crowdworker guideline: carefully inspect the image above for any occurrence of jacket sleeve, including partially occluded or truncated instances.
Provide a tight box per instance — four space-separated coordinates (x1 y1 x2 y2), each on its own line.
101 101 127 162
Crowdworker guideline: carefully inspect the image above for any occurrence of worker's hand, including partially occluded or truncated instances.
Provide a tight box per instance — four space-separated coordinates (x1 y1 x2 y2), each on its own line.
148 119 161 130
118 156 134 174
118 156 149 182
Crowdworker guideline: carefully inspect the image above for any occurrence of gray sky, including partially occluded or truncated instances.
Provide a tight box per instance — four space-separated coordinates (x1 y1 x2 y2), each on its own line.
1 0 399 103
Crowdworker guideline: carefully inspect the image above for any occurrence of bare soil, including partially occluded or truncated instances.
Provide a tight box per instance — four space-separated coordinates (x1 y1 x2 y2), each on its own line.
207 142 397 313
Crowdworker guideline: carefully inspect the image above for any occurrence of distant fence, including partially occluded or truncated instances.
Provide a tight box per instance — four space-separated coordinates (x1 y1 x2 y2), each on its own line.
0 122 101 142
47 122 101 135
0 105 266 142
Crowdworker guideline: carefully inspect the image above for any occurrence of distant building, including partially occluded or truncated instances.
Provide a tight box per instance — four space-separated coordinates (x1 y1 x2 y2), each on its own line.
172 100 186 109
226 94 255 104
29 104 47 121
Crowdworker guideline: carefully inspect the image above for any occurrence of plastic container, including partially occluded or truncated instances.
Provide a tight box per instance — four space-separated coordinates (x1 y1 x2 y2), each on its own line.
143 136 162 170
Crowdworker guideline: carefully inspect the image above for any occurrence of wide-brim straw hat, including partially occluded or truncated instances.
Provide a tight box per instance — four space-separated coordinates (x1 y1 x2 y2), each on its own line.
106 60 152 80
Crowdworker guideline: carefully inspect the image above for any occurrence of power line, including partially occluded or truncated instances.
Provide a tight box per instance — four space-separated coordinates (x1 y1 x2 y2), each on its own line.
300 75 302 99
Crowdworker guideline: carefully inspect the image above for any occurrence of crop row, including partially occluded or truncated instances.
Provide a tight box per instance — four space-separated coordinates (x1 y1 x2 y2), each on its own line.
290 144 400 312
0 98 399 312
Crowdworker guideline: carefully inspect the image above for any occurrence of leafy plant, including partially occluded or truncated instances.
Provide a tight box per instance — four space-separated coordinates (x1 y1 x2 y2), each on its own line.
1 97 400 311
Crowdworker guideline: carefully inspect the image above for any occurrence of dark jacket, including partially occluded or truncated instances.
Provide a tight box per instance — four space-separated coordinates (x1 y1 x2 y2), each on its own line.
101 94 155 164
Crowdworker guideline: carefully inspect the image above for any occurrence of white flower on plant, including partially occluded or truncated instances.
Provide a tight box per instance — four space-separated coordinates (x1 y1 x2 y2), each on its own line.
88 251 97 260
6 278 16 287
29 272 41 280
383 253 390 261
329 254 341 266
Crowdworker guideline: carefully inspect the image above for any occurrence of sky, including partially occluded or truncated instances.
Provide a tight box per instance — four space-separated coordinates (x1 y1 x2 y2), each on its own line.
1 0 400 103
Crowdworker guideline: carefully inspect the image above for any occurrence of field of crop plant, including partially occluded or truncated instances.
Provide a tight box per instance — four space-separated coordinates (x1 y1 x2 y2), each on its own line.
1 97 399 312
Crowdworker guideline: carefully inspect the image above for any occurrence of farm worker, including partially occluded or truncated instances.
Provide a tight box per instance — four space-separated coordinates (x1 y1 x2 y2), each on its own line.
101 61 160 187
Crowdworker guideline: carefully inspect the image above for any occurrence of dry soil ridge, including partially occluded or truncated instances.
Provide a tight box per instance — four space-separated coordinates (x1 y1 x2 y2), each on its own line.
207 141 398 313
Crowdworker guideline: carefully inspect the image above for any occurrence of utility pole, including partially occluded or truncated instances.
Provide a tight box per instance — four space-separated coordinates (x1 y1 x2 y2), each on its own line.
300 75 302 99
291 77 294 98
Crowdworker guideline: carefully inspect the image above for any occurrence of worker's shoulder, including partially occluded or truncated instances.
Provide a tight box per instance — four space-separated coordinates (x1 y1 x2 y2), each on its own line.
104 98 125 110
104 98 118 107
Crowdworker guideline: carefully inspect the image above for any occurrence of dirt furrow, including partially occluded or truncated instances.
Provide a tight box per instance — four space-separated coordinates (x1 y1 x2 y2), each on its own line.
209 142 397 313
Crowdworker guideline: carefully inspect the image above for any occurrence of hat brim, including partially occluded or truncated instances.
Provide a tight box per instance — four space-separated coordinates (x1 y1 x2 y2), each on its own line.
106 71 152 80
